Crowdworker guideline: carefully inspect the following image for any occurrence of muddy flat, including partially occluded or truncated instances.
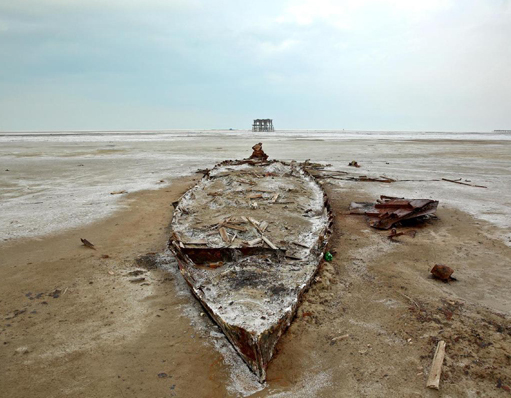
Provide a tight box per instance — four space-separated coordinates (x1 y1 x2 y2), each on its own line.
1 133 511 396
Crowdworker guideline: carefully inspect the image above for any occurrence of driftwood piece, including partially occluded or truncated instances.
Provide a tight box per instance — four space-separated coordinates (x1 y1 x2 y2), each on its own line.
248 217 260 230
261 235 278 250
222 223 247 232
218 227 230 243
442 178 487 189
259 221 269 232
426 341 446 390
243 238 262 247
80 238 96 250
331 334 350 342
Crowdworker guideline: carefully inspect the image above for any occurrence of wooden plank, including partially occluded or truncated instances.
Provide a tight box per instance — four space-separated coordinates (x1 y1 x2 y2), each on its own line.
259 221 268 232
244 238 262 246
218 227 230 243
261 235 278 250
442 178 487 189
426 341 446 390
222 223 247 232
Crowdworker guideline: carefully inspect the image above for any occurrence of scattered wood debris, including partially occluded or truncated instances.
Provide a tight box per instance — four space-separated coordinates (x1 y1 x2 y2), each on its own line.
349 196 439 230
426 340 446 390
110 190 127 195
222 223 247 232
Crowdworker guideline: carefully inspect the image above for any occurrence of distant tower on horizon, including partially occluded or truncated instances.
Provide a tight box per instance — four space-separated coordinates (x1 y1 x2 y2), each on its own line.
252 119 274 132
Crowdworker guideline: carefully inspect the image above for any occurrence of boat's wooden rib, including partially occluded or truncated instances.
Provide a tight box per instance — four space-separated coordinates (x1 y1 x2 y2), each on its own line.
169 154 333 382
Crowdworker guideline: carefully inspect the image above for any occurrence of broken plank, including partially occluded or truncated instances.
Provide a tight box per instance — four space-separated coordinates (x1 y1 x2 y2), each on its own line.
291 241 310 249
261 235 278 250
218 227 230 243
442 178 487 189
259 221 269 232
243 238 262 247
426 341 446 390
222 223 247 232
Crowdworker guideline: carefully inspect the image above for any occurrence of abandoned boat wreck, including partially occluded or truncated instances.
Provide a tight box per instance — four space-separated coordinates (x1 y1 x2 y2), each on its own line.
169 144 333 381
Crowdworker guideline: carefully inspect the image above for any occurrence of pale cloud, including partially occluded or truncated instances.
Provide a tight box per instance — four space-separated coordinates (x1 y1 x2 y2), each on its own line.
0 0 510 131
258 39 300 56
276 0 454 29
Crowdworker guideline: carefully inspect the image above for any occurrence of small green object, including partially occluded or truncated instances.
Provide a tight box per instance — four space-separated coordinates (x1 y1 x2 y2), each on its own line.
324 251 333 262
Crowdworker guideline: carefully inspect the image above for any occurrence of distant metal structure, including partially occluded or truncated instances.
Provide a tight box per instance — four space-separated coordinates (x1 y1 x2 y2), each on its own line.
252 119 274 132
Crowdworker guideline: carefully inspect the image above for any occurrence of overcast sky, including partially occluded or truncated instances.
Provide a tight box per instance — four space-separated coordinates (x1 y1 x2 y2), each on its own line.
0 0 510 131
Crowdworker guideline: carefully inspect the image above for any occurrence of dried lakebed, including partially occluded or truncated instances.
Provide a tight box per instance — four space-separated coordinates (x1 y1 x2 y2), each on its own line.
169 158 333 381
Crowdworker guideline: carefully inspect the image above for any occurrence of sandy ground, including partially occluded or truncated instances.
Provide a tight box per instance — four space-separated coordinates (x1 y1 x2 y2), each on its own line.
1 169 511 397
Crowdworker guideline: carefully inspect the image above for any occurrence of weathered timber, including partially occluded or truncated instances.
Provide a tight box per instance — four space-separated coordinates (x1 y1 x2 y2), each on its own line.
349 196 439 230
426 341 446 389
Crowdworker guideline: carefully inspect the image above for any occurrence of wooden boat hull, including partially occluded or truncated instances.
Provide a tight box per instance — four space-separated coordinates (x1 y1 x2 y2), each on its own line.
169 157 333 381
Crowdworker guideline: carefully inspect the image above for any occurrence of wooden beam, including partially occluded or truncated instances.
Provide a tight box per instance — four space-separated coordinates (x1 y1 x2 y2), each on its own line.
426 341 446 390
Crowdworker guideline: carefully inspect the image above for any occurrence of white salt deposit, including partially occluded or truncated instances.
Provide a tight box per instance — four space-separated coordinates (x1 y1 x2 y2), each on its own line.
1 130 510 245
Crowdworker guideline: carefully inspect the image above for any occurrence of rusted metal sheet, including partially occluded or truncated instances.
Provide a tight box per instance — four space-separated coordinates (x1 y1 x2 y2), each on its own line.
350 195 439 230
431 264 456 282
249 142 268 160
169 144 333 382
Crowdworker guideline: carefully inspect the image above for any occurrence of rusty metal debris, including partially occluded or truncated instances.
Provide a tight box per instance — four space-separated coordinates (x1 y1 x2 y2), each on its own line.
168 143 333 382
431 264 456 282
250 142 268 160
350 195 439 230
